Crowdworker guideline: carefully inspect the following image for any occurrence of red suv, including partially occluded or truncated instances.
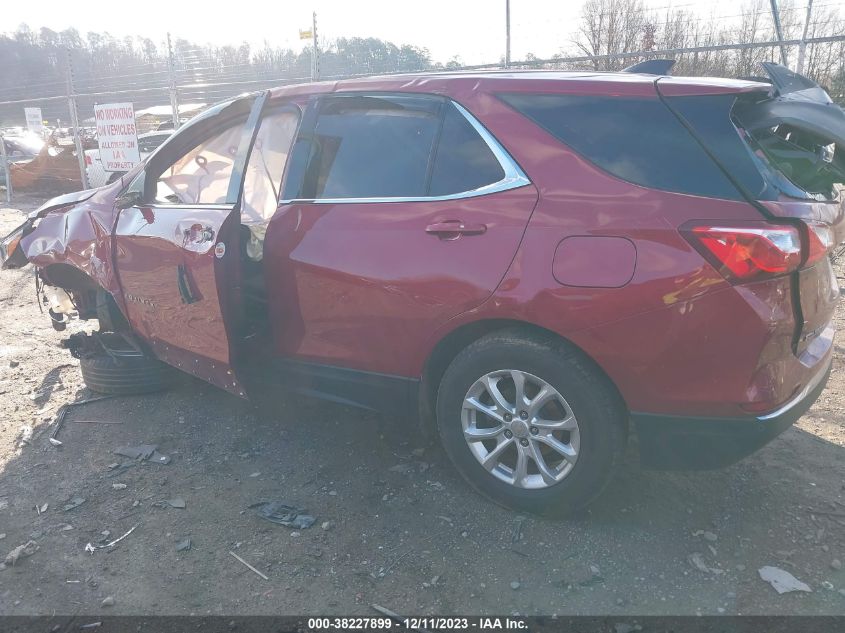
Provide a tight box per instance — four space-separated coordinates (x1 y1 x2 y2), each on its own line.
3 62 844 514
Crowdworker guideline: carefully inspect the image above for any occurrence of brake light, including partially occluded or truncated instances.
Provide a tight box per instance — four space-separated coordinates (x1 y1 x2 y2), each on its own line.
805 221 834 265
686 224 801 281
84 154 92 165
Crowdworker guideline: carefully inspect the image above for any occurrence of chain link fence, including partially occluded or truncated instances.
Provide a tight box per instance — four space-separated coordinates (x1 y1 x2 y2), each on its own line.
1 27 844 201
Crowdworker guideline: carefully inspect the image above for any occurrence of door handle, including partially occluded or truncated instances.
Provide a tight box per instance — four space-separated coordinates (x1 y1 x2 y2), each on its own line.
425 220 487 240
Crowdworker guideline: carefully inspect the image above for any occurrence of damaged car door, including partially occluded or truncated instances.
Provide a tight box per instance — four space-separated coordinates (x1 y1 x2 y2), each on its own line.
112 94 268 395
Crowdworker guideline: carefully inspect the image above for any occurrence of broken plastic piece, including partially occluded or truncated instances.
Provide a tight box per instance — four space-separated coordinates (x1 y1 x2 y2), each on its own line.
758 566 812 594
62 496 86 512
249 501 316 529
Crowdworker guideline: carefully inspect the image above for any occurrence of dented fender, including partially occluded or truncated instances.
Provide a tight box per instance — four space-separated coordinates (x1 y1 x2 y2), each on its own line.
17 185 124 300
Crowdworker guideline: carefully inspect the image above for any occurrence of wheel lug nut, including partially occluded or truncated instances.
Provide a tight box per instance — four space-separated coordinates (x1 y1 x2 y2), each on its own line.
504 430 513 439
504 413 512 422
530 426 539 435
520 411 528 420
520 438 529 447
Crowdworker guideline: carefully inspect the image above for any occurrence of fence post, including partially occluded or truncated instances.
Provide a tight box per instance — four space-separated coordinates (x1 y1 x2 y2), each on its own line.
167 33 180 130
796 0 814 75
0 134 11 204
312 12 320 81
65 48 89 190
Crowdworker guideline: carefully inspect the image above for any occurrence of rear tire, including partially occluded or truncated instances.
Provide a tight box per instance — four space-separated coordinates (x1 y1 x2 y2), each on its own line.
79 340 176 395
436 329 627 516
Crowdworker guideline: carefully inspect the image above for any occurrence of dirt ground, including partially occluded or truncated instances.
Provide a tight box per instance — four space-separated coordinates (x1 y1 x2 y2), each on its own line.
0 195 844 617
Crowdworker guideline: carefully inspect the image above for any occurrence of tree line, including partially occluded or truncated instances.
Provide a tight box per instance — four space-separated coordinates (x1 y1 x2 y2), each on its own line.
0 0 842 126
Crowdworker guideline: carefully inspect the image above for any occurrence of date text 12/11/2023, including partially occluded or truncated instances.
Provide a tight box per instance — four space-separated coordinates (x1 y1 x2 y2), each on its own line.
306 617 529 630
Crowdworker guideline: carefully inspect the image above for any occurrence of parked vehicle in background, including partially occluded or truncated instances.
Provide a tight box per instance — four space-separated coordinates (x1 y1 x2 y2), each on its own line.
85 130 172 188
3 62 844 514
0 133 44 186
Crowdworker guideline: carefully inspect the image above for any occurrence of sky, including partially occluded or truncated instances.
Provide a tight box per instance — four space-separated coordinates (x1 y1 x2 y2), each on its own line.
0 0 764 65
2 0 841 65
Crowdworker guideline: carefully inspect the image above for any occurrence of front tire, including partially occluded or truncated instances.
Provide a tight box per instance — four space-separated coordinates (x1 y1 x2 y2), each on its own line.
79 336 176 395
436 329 627 516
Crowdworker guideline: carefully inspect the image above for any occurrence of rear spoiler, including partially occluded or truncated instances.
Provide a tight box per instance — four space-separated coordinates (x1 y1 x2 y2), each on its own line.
736 62 845 148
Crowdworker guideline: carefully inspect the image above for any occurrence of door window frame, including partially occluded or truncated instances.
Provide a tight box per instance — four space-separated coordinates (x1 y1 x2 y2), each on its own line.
279 92 530 205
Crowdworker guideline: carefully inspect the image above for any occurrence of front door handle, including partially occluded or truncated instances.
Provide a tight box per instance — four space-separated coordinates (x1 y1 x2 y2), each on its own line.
425 220 487 240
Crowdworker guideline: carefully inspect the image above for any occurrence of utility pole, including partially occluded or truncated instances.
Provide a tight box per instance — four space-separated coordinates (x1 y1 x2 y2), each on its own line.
311 12 320 82
769 0 789 66
65 48 89 190
505 0 511 68
0 133 11 203
796 0 814 75
167 33 180 130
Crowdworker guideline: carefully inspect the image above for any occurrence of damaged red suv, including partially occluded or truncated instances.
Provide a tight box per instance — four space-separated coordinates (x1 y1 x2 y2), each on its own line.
3 61 844 514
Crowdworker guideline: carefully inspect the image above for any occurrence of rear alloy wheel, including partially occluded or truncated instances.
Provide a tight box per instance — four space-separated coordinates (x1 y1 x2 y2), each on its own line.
436 330 627 515
462 369 580 489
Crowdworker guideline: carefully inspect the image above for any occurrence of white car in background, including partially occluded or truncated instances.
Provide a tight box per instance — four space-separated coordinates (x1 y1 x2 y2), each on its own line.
84 130 171 188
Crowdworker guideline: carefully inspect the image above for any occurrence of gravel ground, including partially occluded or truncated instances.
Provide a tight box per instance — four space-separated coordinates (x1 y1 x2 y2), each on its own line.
0 195 844 616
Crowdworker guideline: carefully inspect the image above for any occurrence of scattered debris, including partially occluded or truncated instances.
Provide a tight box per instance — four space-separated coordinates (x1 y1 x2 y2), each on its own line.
371 604 421 631
4 540 38 566
249 501 315 529
62 496 86 512
36 502 48 514
510 581 521 590
114 444 171 464
229 550 268 580
832 559 843 571
100 596 115 608
614 624 643 633
176 538 192 552
321 521 334 531
84 524 138 553
156 498 186 509
51 395 117 445
249 472 261 478
512 516 526 544
112 483 127 490
703 531 718 542
758 566 812 594
688 552 724 575
79 622 102 630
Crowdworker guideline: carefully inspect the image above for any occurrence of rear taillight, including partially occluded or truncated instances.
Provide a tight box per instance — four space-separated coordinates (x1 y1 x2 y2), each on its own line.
684 220 835 282
84 154 92 165
685 223 801 281
805 221 835 265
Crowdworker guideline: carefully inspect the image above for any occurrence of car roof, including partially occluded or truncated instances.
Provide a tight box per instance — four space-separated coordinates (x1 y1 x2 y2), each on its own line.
269 69 771 100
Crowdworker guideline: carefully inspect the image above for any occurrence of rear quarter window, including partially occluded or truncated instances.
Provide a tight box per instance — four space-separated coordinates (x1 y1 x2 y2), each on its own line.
499 93 743 200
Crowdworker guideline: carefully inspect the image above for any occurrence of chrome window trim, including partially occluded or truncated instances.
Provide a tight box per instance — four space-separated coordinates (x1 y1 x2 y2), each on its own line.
279 99 530 205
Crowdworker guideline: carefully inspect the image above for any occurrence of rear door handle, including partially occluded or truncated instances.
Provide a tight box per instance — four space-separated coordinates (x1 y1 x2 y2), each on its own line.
425 220 487 239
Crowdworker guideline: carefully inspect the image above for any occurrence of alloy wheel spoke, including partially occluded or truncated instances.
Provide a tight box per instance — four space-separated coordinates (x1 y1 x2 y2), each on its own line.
526 386 556 418
481 437 514 471
511 370 527 408
528 440 559 485
483 375 513 414
464 424 505 440
513 446 528 486
532 413 576 431
464 396 506 424
535 434 578 462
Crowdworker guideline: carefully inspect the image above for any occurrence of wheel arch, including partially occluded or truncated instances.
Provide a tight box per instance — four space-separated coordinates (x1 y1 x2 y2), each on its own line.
38 263 128 331
418 318 629 436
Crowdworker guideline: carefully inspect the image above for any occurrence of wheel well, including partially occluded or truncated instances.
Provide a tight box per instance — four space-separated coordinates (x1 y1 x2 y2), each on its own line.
419 319 628 435
39 264 128 331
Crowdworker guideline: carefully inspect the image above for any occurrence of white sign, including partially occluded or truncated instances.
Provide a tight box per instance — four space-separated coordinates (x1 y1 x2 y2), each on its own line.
93 102 141 172
24 107 43 135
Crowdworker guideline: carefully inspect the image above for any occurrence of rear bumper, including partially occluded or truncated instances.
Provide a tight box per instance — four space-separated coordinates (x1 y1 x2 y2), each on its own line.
632 358 832 470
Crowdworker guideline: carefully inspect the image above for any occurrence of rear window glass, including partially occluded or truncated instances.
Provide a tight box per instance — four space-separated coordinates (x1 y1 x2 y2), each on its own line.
499 93 742 200
429 104 505 196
